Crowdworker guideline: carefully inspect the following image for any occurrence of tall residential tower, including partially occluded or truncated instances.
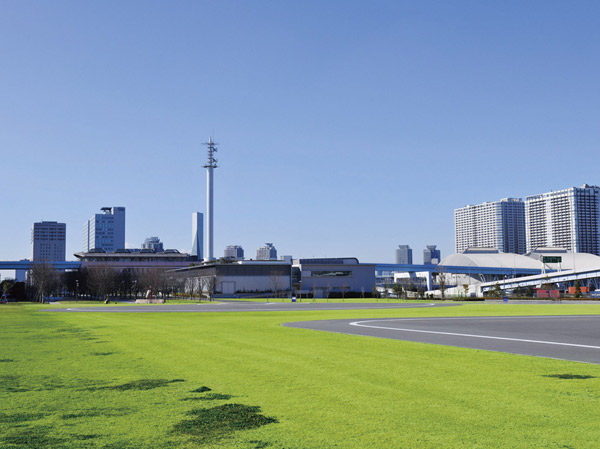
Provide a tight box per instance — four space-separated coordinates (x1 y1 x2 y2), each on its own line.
454 198 526 254
525 185 600 255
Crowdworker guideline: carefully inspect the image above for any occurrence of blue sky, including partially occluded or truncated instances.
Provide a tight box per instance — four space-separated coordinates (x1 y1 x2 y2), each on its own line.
1 0 599 273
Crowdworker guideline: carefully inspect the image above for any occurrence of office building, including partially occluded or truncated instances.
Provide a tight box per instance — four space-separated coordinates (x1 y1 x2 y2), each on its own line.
83 207 126 252
395 245 413 264
191 212 203 261
525 184 600 255
256 243 277 260
142 236 164 252
31 221 66 262
224 245 244 260
454 198 526 254
423 245 441 265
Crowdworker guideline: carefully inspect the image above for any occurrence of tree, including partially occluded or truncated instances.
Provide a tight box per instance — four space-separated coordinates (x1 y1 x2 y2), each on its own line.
575 280 582 298
391 283 403 299
87 265 117 302
269 270 282 298
462 284 469 297
492 283 502 298
201 275 217 301
437 266 446 299
340 284 350 301
29 262 57 302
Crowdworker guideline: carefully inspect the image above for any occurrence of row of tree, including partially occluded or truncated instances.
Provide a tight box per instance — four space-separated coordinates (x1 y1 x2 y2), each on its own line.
24 263 199 302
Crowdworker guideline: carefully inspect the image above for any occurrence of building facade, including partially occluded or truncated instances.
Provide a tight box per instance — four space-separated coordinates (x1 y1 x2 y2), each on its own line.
32 221 66 262
191 212 203 261
83 207 125 252
525 185 600 255
256 243 277 260
224 245 244 260
454 198 526 254
142 237 164 252
423 245 441 265
395 245 413 264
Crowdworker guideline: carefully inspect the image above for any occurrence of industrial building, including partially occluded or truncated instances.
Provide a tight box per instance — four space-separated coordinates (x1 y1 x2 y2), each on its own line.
454 198 526 254
525 184 600 255
83 207 125 253
31 221 66 262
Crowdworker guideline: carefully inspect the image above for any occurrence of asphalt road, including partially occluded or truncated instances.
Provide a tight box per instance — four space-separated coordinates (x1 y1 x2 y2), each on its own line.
43 301 459 313
283 315 600 364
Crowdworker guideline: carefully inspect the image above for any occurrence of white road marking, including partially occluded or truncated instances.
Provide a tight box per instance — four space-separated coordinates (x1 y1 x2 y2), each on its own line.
349 319 600 350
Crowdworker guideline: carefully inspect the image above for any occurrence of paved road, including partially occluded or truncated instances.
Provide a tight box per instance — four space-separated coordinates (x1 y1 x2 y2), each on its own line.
284 315 600 364
43 301 459 313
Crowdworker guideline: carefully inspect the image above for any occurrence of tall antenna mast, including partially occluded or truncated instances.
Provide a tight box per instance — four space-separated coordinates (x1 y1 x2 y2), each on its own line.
203 137 218 260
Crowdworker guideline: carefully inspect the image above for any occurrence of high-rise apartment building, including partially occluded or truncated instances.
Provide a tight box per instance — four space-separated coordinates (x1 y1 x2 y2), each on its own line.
224 245 244 260
454 198 526 254
83 207 125 252
423 245 441 265
142 236 164 252
525 185 600 255
395 245 413 264
32 221 66 261
256 243 277 260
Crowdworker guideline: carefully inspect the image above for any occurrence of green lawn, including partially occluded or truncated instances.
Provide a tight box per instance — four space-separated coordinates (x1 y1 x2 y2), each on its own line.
1 303 600 448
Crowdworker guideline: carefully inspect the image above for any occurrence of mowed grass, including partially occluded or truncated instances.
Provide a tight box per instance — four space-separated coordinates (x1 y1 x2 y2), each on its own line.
1 304 600 448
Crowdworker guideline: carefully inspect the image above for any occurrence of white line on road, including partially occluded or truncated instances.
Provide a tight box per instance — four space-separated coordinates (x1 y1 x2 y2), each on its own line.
349 319 600 350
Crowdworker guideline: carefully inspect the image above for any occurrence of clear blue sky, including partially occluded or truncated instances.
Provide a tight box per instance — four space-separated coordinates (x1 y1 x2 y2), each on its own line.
1 1 599 273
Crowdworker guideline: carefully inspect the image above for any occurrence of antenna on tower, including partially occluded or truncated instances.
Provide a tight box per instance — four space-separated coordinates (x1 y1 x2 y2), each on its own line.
203 137 219 169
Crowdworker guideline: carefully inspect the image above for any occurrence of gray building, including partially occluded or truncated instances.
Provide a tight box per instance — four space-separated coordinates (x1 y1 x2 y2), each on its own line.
423 245 441 265
224 245 244 260
395 245 413 264
172 260 291 296
293 258 376 298
257 243 277 260
142 236 164 252
32 221 66 262
525 185 600 255
83 207 125 252
454 198 526 254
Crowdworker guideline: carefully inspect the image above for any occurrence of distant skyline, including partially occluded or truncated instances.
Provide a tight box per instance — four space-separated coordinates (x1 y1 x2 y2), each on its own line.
2 1 599 277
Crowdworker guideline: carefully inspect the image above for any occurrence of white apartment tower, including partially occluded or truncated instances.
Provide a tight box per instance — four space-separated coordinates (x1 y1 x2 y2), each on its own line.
32 221 66 262
83 207 126 252
525 185 600 255
455 198 526 254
